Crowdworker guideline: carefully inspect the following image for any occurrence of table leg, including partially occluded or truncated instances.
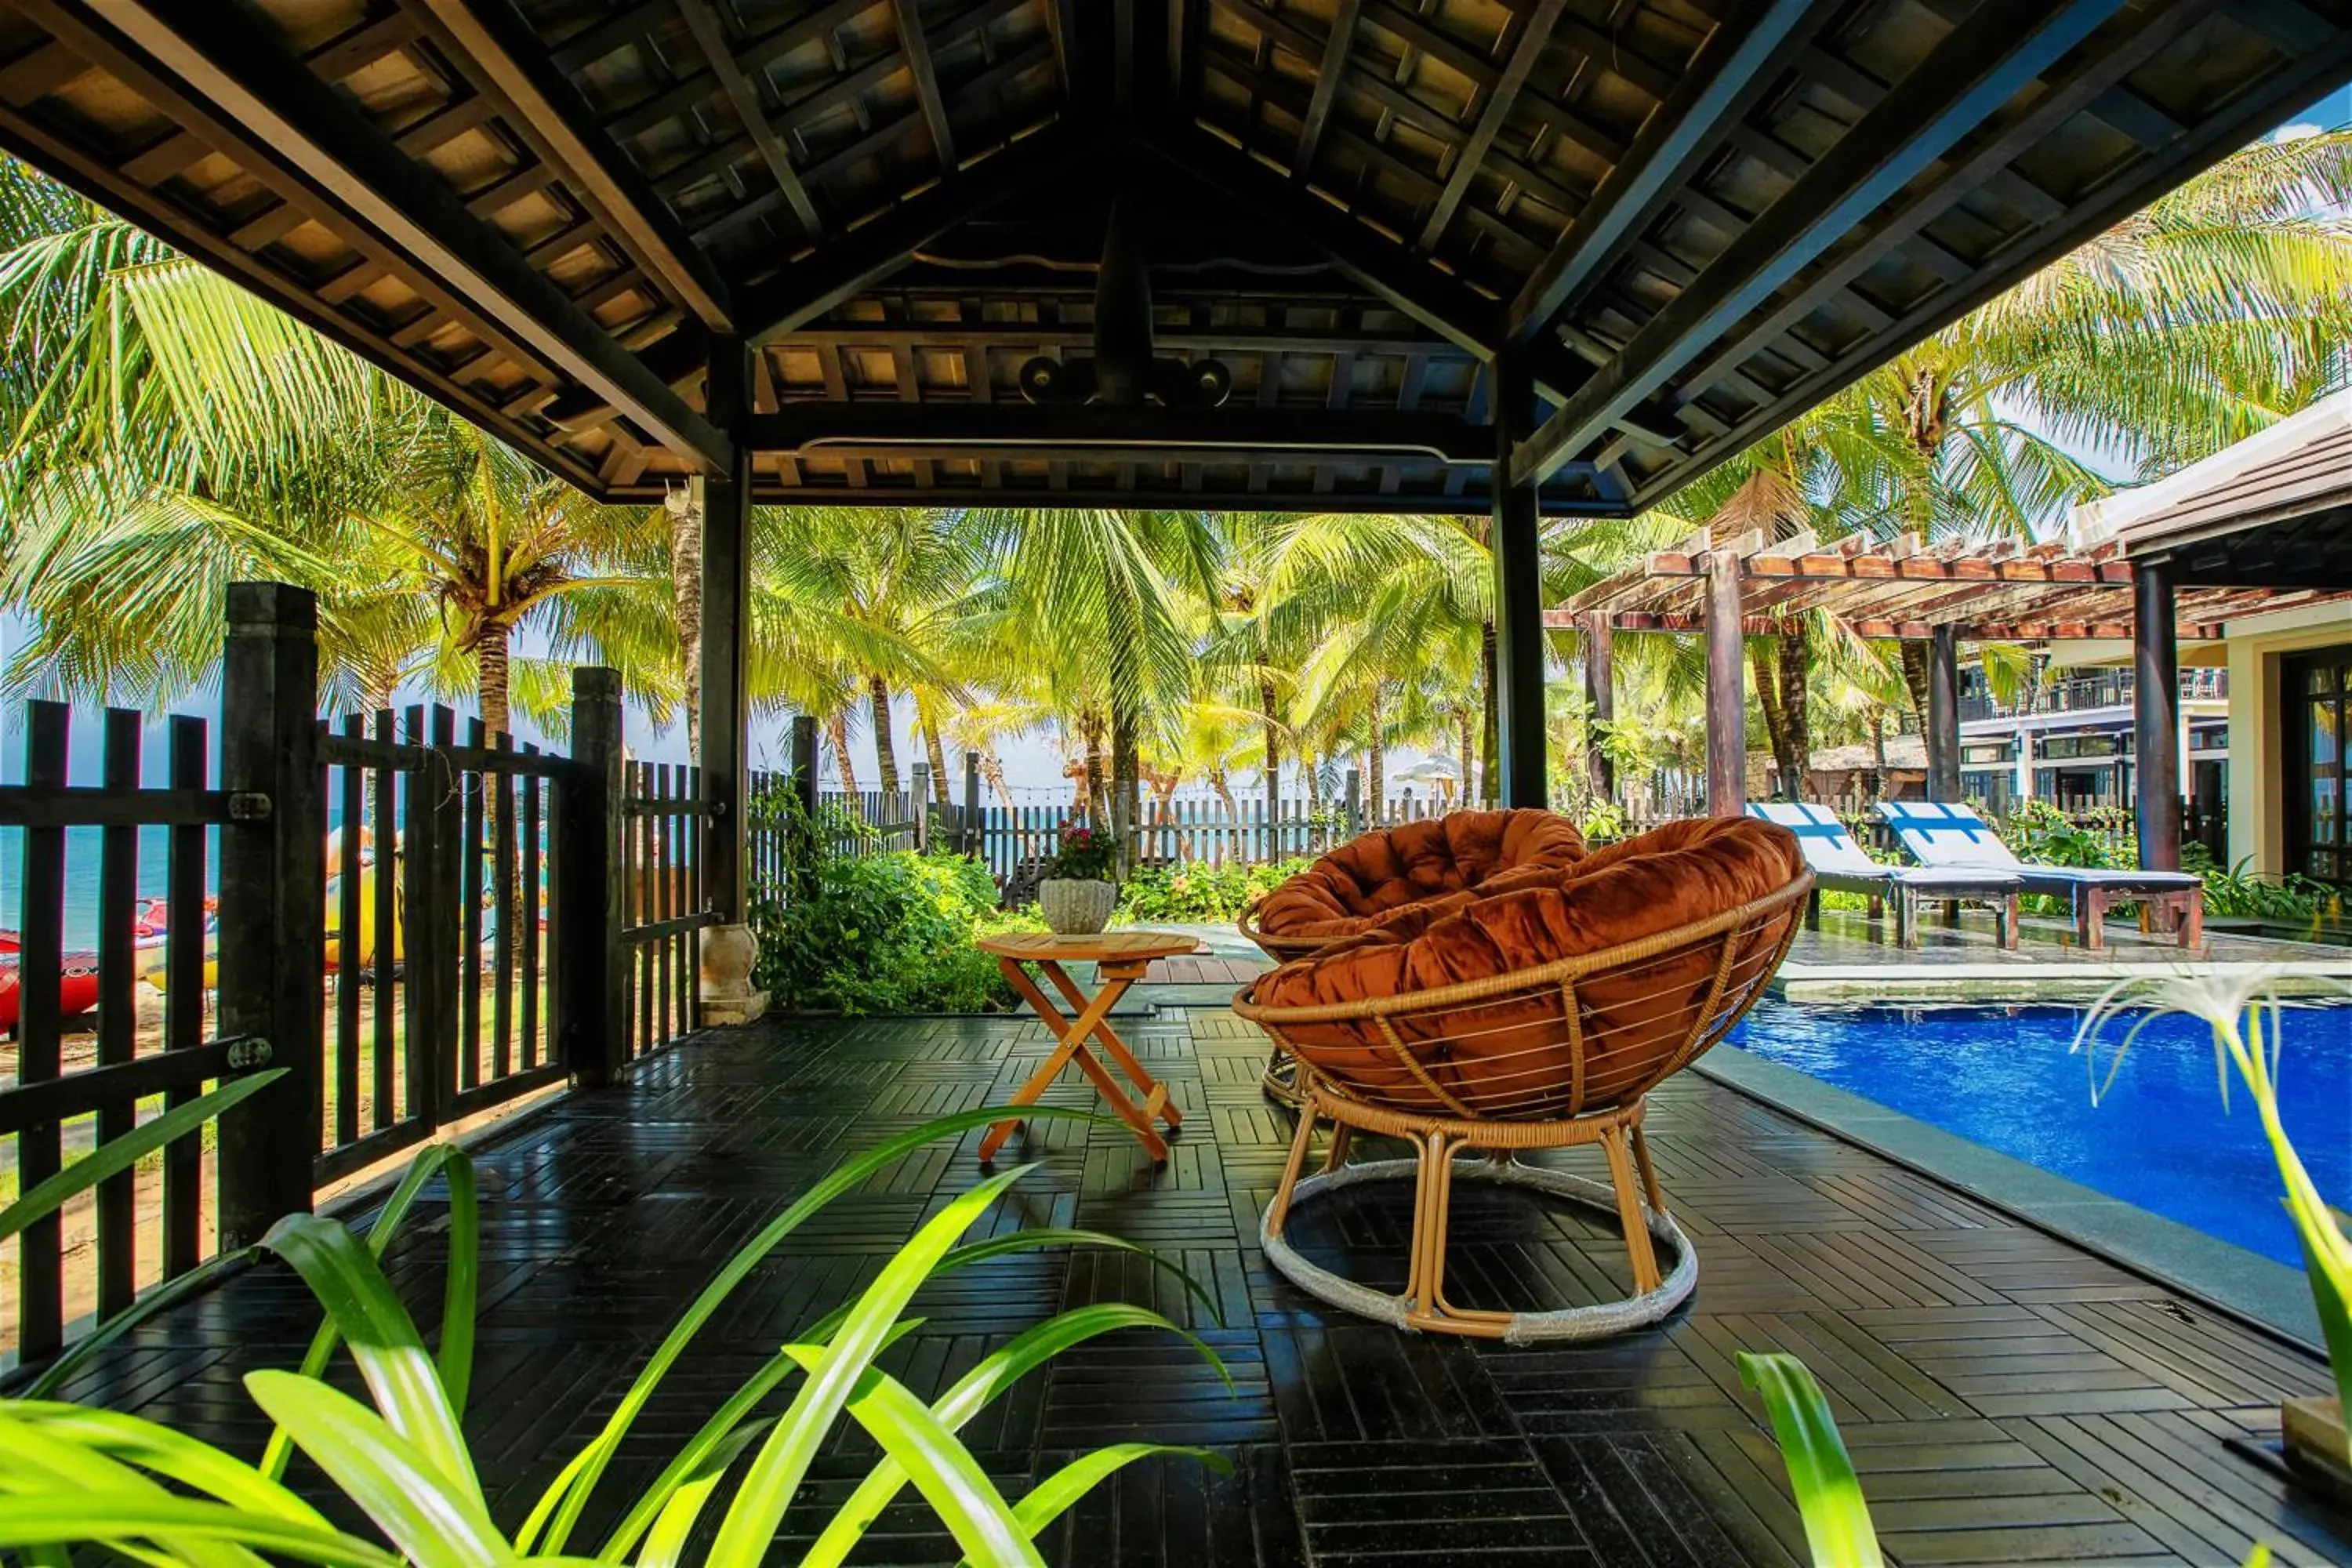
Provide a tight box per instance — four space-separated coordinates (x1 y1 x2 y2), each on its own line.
982 960 1171 1163
1040 960 1184 1132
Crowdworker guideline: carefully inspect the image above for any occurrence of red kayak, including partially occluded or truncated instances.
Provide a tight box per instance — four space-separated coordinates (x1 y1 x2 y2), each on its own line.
0 950 101 1032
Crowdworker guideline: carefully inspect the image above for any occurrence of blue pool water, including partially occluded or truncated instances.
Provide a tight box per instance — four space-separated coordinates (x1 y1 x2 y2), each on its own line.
1727 1000 2352 1268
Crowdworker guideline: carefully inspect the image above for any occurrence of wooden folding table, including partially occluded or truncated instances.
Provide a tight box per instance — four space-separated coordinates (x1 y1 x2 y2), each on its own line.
976 930 1198 1163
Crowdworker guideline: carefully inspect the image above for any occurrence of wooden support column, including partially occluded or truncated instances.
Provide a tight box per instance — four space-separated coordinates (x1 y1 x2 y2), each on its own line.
2134 560 2180 871
558 666 625 1089
1927 625 1962 803
1490 350 1548 808
1704 551 1746 815
789 714 819 899
699 334 750 924
1582 612 1614 799
216 583 321 1248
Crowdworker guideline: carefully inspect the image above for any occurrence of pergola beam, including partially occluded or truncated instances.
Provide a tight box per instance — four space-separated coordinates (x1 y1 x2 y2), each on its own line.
1515 0 2127 485
98 0 731 470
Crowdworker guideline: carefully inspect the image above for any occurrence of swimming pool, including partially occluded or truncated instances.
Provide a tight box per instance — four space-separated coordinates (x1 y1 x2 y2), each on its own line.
1727 999 2351 1269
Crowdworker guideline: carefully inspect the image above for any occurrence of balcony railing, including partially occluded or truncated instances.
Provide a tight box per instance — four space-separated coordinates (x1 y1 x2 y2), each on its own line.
1960 666 2226 723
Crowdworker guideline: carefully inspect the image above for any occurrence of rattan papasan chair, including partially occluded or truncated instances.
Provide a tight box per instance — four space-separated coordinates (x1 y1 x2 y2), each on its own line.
1239 808 1587 1104
1232 815 1809 1341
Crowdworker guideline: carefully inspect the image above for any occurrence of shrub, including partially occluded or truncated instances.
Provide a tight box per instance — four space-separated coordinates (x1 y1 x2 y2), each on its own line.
1116 857 1316 923
753 845 1040 1014
2183 842 2339 923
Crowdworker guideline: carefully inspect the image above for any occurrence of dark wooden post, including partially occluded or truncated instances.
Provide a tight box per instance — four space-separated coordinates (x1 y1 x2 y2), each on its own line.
1490 350 1547 808
2134 560 2180 872
699 336 750 924
1704 550 1746 816
1927 625 1962 803
962 750 981 857
1345 766 1363 835
216 583 322 1249
789 713 819 897
558 666 626 1088
912 761 931 851
1581 612 1614 799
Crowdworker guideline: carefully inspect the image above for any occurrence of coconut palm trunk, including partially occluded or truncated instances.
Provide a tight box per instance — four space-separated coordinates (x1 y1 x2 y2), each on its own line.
1900 641 1933 728
825 711 859 795
978 740 1018 815
667 488 704 757
1457 710 1475 808
1366 686 1386 822
867 674 899 797
1210 767 1238 816
921 721 953 808
1778 627 1811 800
477 622 511 742
1752 644 1802 799
1479 622 1499 806
1260 674 1281 822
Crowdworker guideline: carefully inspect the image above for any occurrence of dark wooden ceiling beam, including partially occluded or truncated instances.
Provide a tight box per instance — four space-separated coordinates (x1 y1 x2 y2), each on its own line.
890 0 958 169
1515 0 2133 485
97 0 730 470
739 122 1098 344
1417 0 1566 252
1668 0 2223 412
673 0 824 236
1507 0 1821 342
1294 0 1361 173
751 401 1494 460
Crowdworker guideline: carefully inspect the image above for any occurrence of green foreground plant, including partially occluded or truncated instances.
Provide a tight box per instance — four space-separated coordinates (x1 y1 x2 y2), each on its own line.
2074 971 2352 1445
1 1105 1229 1566
1116 856 1314 923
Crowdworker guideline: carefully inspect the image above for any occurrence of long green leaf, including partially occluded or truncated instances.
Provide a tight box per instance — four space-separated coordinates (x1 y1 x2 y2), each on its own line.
256 1214 480 1502
704 1166 1036 1568
793 1357 1041 1568
262 1142 474 1483
1737 1352 1885 1568
240 1370 507 1568
21 1247 258 1399
0 1495 398 1568
3 1401 333 1526
800 1302 1225 1568
0 1417 260 1568
637 1420 771 1568
1014 1443 1231 1536
526 1105 1112 1555
0 1069 283 1243
592 1318 934 1564
437 1152 479 1419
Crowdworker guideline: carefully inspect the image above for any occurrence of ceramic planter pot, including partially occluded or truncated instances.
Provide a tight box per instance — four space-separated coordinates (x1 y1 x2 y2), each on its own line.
1039 877 1117 935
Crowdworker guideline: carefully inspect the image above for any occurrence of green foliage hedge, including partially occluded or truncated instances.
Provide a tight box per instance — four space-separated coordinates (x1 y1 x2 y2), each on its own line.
1116 857 1316 923
753 847 1042 1015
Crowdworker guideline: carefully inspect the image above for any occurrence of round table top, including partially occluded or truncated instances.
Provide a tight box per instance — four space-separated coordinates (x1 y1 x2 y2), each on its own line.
977 929 1203 962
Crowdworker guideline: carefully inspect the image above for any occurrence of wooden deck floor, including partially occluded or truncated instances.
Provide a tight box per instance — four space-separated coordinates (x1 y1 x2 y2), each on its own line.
53 1009 2352 1566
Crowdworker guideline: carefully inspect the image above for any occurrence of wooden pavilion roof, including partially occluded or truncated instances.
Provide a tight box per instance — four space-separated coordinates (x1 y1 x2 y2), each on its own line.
1548 527 2352 639
2 0 2347 511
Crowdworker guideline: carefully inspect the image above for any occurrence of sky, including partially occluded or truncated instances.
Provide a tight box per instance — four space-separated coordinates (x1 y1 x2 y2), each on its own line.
6 83 2350 797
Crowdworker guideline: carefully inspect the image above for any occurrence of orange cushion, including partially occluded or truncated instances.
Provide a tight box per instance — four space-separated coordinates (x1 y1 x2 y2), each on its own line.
1252 809 1587 944
1257 816 1802 1117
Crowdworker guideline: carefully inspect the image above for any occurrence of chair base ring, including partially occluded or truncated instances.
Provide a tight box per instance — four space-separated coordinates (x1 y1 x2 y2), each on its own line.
1259 1156 1697 1343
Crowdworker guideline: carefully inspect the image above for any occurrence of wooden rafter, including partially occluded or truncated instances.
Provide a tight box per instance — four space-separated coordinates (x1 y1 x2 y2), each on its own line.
1417 0 1566 252
672 0 823 237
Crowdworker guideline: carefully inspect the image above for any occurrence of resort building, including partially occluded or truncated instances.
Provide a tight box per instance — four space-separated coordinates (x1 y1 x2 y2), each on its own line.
2071 388 2352 887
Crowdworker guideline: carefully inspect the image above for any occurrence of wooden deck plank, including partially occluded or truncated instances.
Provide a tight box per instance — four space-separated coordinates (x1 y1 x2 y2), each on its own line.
34 1007 2349 1567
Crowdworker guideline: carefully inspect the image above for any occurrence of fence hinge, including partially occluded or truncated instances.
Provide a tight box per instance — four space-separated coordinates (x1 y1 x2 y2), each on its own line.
223 1036 273 1070
228 791 273 821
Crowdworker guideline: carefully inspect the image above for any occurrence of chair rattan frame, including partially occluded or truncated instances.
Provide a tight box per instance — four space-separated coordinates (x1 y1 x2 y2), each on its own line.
1232 874 1809 1341
1236 902 1342 1108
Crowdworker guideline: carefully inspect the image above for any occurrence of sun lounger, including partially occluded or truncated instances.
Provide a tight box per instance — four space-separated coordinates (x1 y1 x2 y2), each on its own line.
1873 800 2204 952
1745 802 2019 950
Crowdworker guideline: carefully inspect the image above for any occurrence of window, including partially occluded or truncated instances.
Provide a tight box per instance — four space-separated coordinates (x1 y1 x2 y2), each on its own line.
2285 645 2352 887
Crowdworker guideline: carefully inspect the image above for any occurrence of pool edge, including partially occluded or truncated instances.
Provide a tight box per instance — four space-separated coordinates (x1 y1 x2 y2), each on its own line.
1693 1043 2326 1354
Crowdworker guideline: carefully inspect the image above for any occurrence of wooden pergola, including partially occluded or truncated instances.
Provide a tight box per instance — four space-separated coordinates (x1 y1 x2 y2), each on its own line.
1551 527 2350 865
2 0 2346 954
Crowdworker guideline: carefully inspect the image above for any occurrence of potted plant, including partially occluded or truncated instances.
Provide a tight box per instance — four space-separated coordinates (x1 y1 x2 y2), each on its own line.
1038 820 1119 935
